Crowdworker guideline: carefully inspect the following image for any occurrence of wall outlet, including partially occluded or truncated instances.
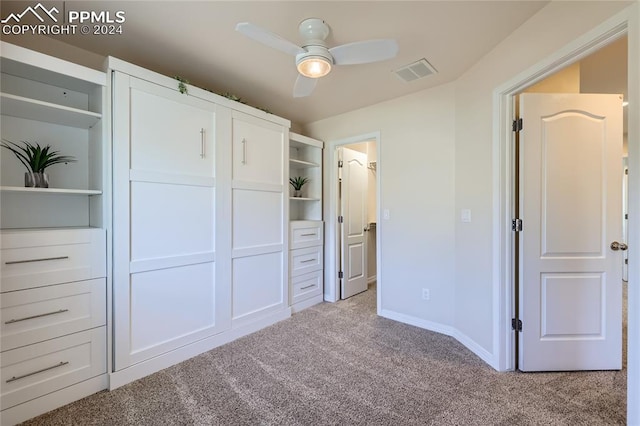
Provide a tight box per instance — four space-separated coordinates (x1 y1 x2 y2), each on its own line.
422 288 430 300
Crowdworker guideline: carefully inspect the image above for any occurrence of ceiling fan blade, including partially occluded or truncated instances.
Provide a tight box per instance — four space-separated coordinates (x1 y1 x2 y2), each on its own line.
329 39 399 65
293 74 317 98
235 22 305 57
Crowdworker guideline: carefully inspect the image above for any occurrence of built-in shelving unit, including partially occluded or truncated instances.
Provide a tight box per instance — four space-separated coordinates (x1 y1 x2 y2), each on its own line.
289 133 323 221
0 42 109 426
0 42 106 229
289 132 324 312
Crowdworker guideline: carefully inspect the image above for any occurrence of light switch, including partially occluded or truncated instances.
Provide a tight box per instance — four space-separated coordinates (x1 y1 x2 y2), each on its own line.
383 209 390 220
461 209 471 223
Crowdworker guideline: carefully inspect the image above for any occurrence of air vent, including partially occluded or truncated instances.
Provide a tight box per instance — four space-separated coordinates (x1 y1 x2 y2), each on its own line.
393 58 437 82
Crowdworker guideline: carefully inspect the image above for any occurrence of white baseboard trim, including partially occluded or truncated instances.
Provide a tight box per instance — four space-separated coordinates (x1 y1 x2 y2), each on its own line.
1 375 108 426
109 308 291 390
451 329 495 367
379 309 456 337
367 275 377 284
291 294 323 313
379 309 495 368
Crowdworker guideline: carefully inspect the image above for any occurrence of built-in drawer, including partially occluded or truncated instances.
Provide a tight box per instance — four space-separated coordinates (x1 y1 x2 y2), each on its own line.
1 228 105 292
1 278 106 352
290 246 323 278
290 221 323 250
1 327 106 411
291 270 323 304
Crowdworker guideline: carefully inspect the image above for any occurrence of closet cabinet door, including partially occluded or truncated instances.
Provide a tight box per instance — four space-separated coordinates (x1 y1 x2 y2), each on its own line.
113 75 227 370
230 111 287 325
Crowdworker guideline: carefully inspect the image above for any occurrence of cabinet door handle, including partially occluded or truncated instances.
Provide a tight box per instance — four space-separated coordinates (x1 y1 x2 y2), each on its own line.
5 309 70 324
5 256 69 265
6 361 69 383
300 233 317 237
241 138 247 165
200 128 206 159
300 284 316 290
301 258 317 263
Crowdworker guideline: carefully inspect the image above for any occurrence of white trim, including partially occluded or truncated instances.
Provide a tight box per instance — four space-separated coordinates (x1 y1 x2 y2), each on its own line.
324 132 381 305
367 275 377 284
109 307 291 390
291 294 324 313
379 309 494 367
493 4 639 422
1 375 108 426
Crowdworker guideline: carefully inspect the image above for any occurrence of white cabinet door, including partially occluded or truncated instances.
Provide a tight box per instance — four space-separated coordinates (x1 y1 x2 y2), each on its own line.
113 74 227 370
232 111 284 186
230 111 287 324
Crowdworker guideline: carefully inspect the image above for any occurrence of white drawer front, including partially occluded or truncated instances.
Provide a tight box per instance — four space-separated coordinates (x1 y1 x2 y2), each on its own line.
1 279 106 351
290 246 323 278
1 327 106 410
290 221 323 249
1 229 105 292
291 270 323 304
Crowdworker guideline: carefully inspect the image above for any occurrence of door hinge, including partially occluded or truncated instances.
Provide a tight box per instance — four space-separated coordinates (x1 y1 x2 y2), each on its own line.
625 259 629 265
338 160 343 168
512 118 523 132
512 318 523 332
512 218 523 232
338 215 343 223
338 271 344 279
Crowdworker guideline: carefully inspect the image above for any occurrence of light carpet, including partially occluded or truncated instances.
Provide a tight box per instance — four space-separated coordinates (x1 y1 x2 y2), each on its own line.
23 283 626 425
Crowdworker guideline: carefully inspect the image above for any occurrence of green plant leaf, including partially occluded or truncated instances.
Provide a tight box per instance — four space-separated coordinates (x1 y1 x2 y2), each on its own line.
1 139 76 173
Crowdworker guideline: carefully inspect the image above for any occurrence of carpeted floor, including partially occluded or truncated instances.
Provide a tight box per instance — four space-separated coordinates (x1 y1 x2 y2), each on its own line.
23 283 627 425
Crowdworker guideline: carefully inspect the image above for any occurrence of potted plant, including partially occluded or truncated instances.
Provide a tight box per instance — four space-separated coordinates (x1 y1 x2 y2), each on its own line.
289 176 309 197
1 140 76 188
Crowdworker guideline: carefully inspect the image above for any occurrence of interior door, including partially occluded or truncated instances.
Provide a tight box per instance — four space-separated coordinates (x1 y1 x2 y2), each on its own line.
340 147 368 299
519 93 624 371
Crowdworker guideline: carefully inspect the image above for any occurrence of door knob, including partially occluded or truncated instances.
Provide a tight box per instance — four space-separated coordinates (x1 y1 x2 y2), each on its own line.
610 241 628 251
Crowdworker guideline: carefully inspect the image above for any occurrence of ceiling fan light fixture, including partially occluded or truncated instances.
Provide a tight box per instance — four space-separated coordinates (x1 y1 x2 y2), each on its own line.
297 55 332 78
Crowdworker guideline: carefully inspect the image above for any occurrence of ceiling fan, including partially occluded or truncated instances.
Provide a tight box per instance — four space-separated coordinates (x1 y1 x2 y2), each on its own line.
235 18 399 98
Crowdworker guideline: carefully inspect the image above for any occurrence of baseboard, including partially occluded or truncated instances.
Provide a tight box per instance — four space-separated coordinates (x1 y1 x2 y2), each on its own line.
451 329 495 367
1 375 108 426
379 309 456 337
378 309 495 368
109 307 291 390
291 294 323 313
367 275 377 284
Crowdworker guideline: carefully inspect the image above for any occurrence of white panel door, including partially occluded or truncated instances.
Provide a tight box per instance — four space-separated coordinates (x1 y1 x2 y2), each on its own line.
340 147 368 299
519 93 623 371
230 111 287 323
113 74 226 370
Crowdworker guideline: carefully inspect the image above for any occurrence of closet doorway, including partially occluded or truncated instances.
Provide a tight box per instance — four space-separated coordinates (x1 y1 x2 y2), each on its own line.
325 133 380 306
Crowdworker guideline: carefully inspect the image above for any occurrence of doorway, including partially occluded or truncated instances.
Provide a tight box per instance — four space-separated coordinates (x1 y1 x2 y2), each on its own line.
325 132 381 309
512 36 628 371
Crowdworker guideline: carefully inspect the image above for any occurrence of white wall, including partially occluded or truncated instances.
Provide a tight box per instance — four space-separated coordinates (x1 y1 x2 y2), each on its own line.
304 83 456 327
454 0 631 356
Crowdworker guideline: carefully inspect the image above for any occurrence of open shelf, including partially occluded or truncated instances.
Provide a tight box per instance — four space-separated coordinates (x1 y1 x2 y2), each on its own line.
1 93 101 129
290 197 321 201
0 186 102 195
290 158 320 169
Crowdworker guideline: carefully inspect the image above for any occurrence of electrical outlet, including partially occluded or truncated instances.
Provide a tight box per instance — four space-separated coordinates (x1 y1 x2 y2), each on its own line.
422 288 430 300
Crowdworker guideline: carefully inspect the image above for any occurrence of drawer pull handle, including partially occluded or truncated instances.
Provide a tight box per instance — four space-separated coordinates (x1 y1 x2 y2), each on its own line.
241 138 247 165
6 361 69 383
5 256 69 265
5 309 69 324
300 284 316 290
300 233 317 237
300 258 317 263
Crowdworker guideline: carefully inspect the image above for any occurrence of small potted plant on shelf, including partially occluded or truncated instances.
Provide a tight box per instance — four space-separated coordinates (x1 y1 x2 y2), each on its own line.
289 176 309 198
1 139 76 188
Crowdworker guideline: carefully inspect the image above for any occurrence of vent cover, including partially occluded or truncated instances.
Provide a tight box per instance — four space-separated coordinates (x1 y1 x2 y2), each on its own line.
394 58 437 82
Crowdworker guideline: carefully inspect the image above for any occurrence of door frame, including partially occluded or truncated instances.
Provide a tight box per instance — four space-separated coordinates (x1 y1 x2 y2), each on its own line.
324 132 381 311
493 4 638 422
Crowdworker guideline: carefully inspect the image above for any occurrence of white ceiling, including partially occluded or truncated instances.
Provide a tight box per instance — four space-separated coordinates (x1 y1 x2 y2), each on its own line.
2 1 551 125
